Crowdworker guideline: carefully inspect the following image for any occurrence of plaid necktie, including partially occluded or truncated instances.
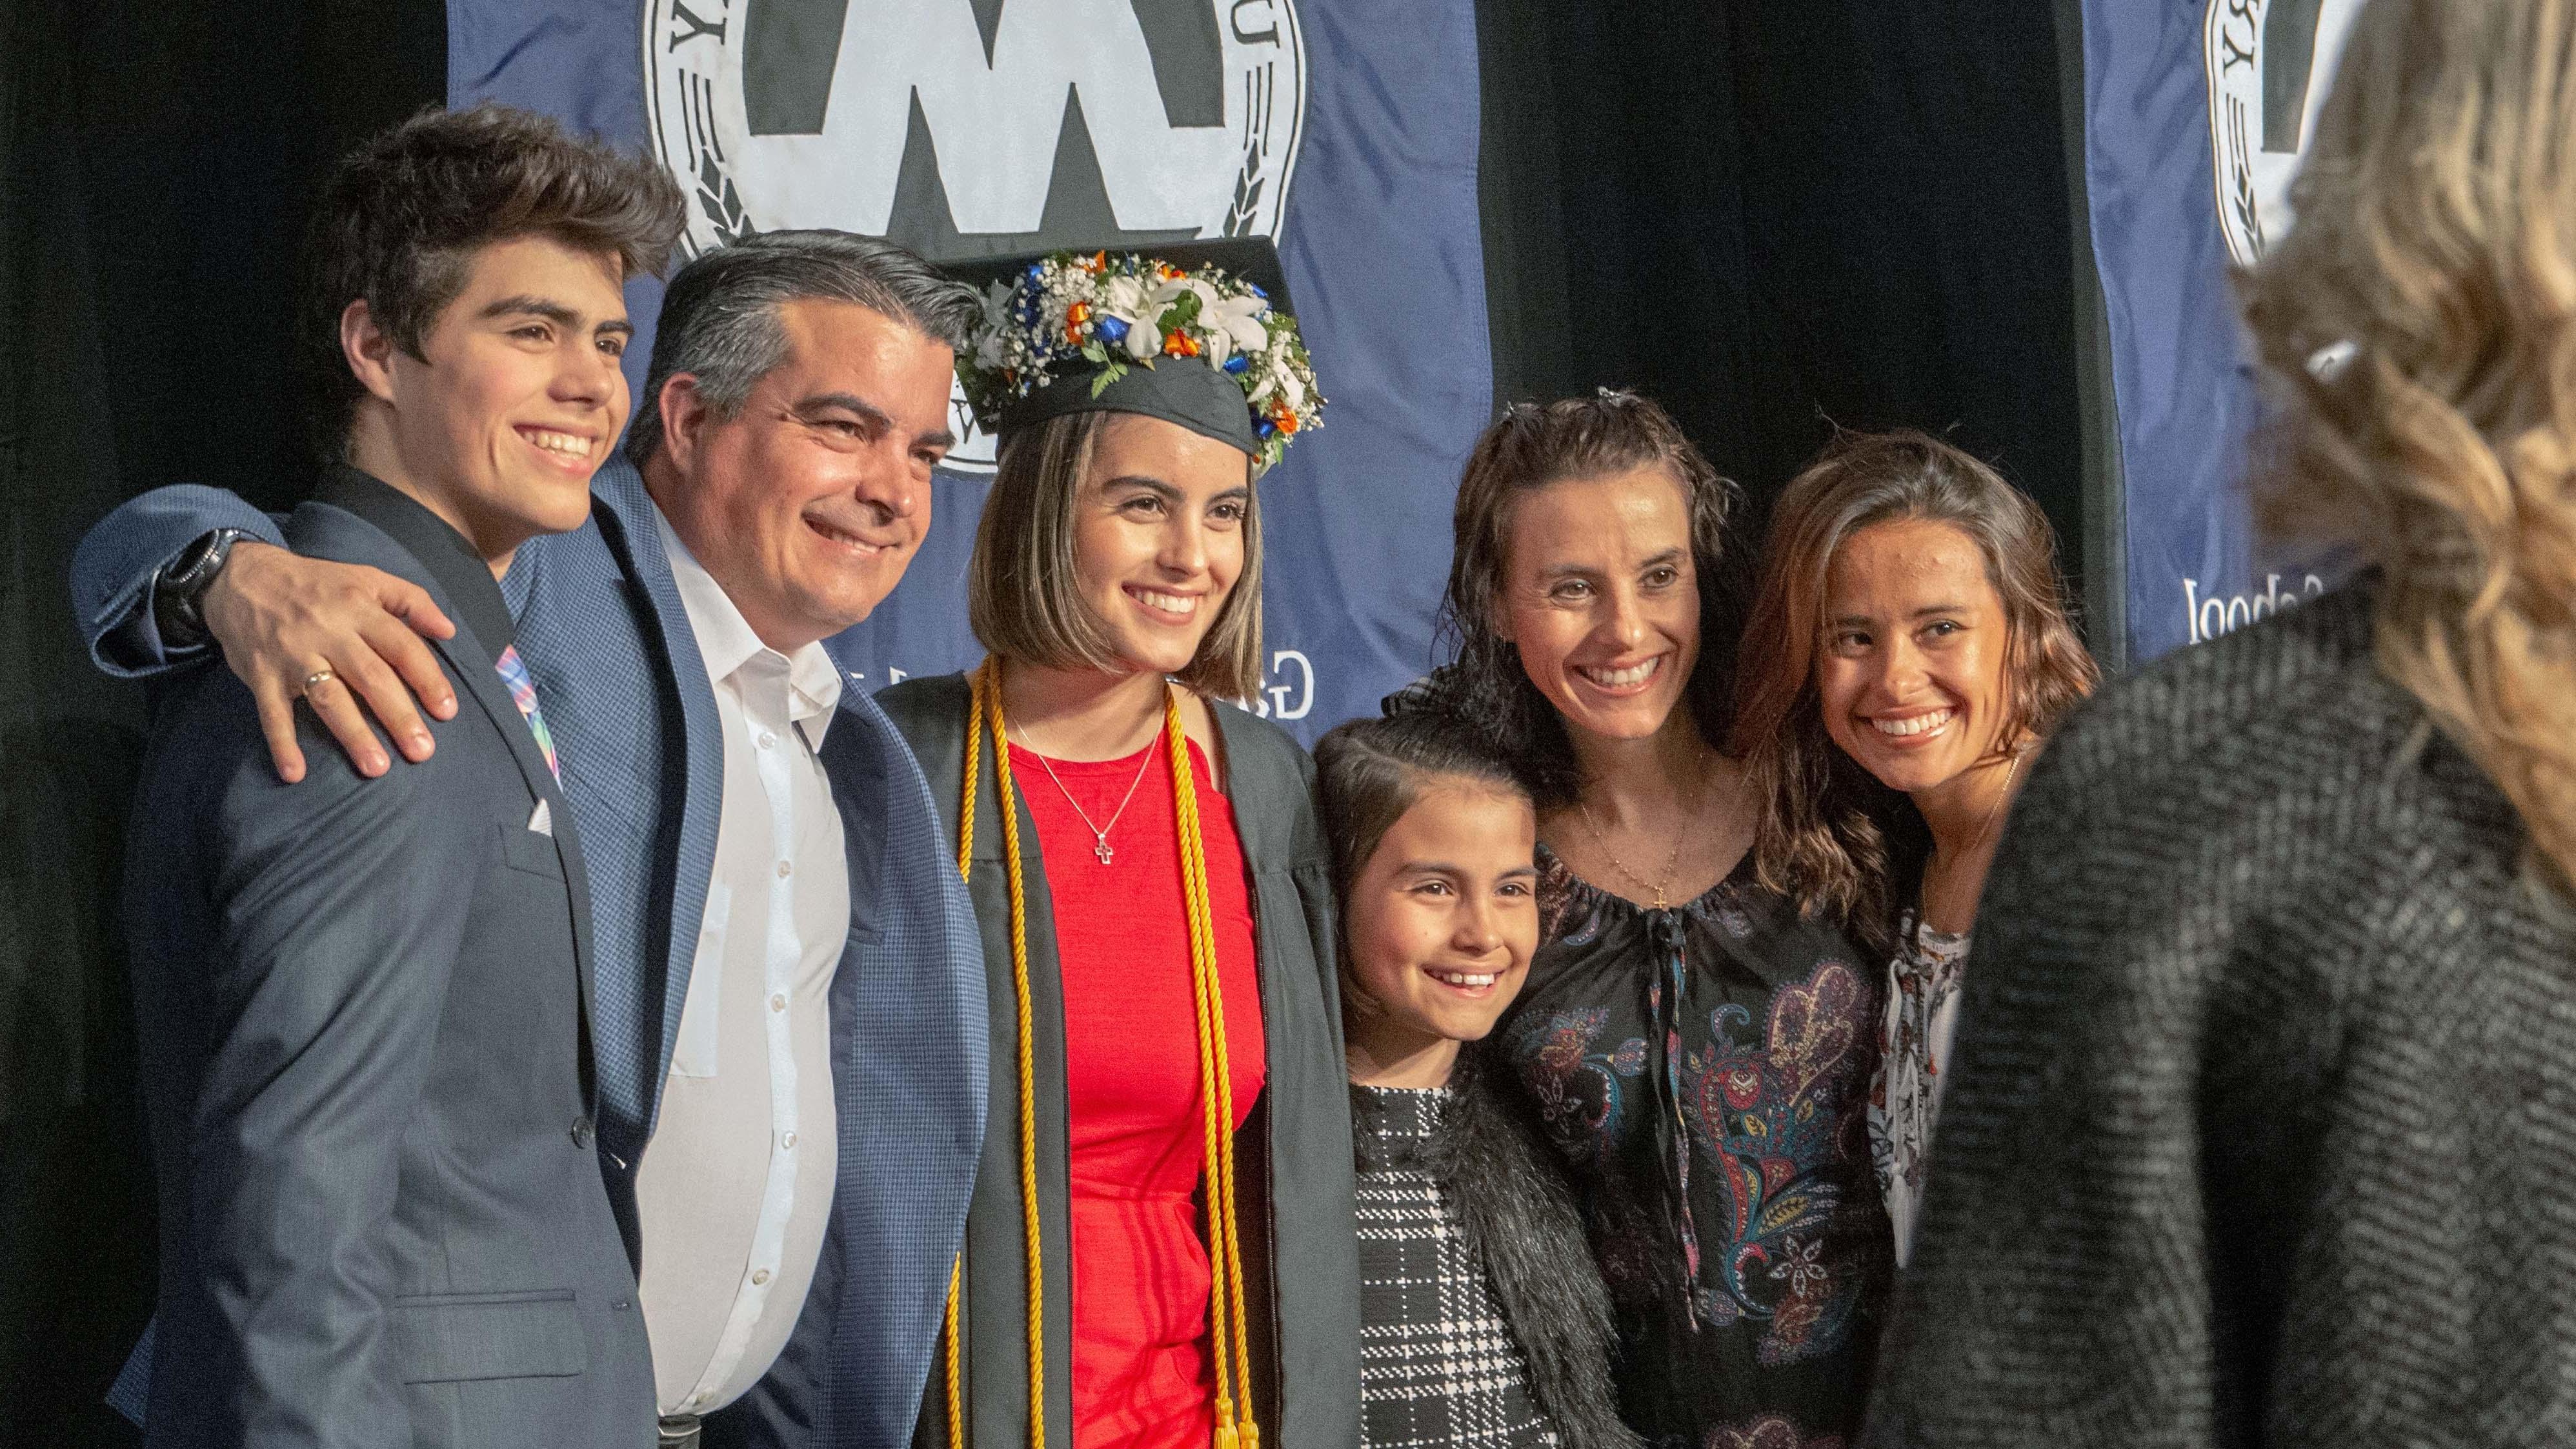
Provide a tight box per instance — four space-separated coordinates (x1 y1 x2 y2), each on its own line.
493 644 561 783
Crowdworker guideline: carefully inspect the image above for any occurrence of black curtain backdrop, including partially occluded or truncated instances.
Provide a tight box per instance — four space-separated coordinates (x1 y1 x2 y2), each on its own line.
1 1 445 1441
0 3 2089 1441
1477 2 2093 625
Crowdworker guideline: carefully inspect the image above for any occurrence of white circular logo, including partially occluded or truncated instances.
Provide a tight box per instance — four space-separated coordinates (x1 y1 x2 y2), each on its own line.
2204 0 2363 268
644 0 1308 470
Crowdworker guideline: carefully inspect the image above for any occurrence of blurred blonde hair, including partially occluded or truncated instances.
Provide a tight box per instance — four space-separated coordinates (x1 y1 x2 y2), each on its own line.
2239 0 2576 894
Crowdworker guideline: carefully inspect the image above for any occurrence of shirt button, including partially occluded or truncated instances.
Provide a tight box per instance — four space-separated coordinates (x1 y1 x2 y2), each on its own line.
758 730 778 750
776 860 792 879
770 993 787 1012
781 1132 798 1149
751 1268 772 1286
569 1115 594 1149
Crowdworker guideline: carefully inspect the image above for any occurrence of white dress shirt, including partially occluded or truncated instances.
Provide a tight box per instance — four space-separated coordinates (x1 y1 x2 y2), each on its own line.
636 514 850 1416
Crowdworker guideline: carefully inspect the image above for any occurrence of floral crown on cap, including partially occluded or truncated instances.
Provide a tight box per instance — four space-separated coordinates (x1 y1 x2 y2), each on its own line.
959 248 1325 470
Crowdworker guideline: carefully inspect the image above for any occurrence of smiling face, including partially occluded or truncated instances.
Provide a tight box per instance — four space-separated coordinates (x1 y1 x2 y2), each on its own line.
1815 517 2016 798
1497 466 1701 744
360 233 632 559
1344 779 1541 1054
1068 412 1253 677
654 297 957 652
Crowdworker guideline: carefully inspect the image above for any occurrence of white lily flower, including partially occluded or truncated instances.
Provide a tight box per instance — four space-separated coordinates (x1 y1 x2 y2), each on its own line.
1203 294 1271 363
1098 274 1163 359
1103 275 1153 319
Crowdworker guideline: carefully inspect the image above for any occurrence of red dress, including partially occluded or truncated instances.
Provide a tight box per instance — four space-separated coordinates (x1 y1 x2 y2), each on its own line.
1011 737 1266 1449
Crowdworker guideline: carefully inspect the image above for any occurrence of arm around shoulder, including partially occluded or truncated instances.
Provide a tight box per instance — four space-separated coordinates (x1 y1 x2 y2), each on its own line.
72 484 284 675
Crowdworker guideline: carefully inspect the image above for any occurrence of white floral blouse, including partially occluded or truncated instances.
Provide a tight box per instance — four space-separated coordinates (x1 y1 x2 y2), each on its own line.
1867 910 1972 1266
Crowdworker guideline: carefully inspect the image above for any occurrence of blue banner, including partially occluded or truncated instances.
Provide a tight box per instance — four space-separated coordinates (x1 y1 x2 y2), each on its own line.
2079 0 2358 659
451 0 1490 740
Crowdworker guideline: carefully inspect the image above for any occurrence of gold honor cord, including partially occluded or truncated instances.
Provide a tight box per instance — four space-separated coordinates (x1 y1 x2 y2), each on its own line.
949 659 1045 1449
942 660 1258 1449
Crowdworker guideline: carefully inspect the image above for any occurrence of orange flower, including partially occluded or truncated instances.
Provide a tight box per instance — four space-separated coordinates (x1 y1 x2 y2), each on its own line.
1080 252 1107 274
1158 263 1181 281
1273 405 1299 435
1063 301 1091 343
1163 329 1201 357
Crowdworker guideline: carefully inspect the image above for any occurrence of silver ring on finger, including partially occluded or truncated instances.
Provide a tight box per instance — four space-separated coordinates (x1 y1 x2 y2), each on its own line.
303 668 337 694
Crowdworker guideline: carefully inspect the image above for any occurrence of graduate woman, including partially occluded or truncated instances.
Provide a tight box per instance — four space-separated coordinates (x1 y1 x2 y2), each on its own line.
879 242 1356 1449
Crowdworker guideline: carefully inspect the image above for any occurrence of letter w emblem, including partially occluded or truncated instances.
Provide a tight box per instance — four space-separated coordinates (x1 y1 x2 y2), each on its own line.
732 0 1237 235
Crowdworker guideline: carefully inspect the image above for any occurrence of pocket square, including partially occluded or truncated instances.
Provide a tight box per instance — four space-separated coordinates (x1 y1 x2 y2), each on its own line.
528 799 553 837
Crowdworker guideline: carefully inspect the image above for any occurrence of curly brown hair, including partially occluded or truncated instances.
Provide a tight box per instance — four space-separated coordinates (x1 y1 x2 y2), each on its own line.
1728 429 2097 947
301 103 684 457
1427 391 1746 808
2237 0 2576 897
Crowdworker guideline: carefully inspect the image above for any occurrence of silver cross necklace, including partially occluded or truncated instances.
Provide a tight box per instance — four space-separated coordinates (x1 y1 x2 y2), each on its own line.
1012 715 1160 865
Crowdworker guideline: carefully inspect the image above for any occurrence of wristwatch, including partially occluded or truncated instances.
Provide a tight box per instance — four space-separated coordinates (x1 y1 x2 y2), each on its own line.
152 526 250 652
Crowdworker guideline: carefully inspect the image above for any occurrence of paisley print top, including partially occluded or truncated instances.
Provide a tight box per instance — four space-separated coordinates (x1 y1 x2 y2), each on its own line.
1496 844 1891 1449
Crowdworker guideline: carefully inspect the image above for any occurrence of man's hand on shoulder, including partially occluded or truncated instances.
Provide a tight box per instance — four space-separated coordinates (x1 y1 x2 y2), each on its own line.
203 540 461 783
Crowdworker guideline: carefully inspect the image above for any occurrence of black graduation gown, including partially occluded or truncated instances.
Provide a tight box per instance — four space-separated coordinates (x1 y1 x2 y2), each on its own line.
880 673 1360 1449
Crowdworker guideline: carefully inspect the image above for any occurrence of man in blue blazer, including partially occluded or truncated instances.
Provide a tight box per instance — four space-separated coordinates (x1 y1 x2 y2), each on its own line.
79 233 991 1449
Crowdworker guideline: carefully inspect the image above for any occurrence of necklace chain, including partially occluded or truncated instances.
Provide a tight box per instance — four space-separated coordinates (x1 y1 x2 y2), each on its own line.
1576 752 1719 912
1009 699 1163 864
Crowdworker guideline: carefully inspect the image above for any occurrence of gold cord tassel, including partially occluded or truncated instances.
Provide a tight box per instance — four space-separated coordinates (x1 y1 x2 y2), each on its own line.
944 661 1045 1449
1163 689 1260 1449
941 663 1260 1449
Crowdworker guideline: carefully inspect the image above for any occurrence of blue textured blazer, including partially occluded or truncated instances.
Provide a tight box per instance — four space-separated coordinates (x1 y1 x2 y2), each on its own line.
76 460 992 1449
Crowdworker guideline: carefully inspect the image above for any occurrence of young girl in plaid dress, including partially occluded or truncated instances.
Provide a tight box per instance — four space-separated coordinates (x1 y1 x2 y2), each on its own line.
1316 714 1639 1449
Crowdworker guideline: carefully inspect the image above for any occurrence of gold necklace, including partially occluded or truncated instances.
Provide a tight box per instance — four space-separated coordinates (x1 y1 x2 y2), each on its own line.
1009 711 1160 864
1575 754 1718 911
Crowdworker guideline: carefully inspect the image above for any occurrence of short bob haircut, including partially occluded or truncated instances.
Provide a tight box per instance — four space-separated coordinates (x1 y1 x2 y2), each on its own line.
967 409 1265 701
302 103 683 459
1429 390 1746 808
1729 428 2098 946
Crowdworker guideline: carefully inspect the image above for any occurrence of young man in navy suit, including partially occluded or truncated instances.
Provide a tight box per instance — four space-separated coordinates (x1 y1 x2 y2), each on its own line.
79 235 992 1447
118 105 683 1447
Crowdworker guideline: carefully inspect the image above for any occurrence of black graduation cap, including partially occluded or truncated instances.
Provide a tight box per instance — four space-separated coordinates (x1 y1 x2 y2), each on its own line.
945 237 1299 456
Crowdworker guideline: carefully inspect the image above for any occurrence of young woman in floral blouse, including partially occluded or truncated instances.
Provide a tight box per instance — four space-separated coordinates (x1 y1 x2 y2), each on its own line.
1412 393 1892 1449
1729 430 2096 1264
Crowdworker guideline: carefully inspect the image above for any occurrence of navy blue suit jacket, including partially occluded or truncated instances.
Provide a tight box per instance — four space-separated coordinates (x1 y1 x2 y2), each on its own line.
126 496 658 1448
79 461 991 1449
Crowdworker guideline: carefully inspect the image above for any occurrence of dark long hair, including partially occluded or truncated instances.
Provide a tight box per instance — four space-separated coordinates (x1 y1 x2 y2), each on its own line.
1729 429 2097 948
1424 392 1747 807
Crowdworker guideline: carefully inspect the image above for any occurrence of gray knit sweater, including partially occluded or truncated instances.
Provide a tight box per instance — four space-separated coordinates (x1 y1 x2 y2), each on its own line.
1866 579 2576 1448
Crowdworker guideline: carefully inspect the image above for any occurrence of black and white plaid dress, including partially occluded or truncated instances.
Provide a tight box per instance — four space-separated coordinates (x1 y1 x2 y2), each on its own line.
1353 1084 1561 1449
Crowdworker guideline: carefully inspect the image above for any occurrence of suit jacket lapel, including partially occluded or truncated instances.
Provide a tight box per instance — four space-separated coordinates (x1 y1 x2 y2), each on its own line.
292 499 605 1116
588 466 726 1127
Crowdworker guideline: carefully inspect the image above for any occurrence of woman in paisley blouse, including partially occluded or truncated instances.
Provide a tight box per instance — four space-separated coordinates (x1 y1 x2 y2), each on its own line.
1416 392 1893 1449
1726 430 2096 1268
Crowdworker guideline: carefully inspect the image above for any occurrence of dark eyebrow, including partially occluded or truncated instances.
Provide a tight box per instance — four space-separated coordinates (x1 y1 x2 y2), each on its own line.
794 392 892 428
1102 474 1181 501
795 393 954 451
1637 548 1686 569
478 294 628 333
